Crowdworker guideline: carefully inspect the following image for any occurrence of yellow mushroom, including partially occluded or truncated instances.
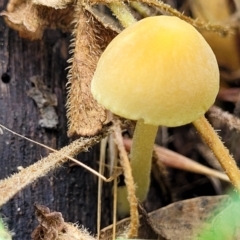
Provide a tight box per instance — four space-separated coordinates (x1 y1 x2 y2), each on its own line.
91 16 240 215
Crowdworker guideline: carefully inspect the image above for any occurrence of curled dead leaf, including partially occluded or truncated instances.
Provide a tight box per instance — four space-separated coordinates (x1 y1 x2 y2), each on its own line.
66 6 117 136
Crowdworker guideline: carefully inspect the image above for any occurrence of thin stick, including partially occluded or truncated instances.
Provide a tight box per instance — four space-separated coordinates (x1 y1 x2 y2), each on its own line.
112 145 118 240
108 130 117 175
0 123 110 181
97 137 108 240
193 116 240 192
0 130 110 206
107 128 119 240
113 122 139 238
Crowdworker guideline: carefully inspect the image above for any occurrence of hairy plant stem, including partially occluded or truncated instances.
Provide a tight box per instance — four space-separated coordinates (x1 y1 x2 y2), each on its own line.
107 2 137 28
130 2 152 17
0 127 111 207
193 115 240 192
117 120 157 219
114 123 139 238
92 0 230 35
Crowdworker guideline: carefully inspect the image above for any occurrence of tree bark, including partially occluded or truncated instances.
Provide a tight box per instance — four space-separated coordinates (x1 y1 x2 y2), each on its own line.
0 1 112 239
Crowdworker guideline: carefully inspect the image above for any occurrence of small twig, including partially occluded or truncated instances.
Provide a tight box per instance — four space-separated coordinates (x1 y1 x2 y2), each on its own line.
0 123 114 207
97 137 108 240
112 149 118 240
0 123 112 181
0 128 111 207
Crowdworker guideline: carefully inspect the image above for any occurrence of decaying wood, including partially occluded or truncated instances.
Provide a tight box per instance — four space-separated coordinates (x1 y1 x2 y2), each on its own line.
0 1 113 238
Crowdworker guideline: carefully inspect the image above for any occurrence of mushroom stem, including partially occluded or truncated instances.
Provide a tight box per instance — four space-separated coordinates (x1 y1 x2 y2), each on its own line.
117 119 157 217
130 119 158 201
193 115 240 192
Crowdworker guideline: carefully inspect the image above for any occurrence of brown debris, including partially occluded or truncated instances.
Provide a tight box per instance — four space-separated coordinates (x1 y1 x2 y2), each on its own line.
208 106 240 132
31 205 65 240
6 0 25 12
100 195 234 240
31 205 95 240
1 1 74 40
66 5 117 137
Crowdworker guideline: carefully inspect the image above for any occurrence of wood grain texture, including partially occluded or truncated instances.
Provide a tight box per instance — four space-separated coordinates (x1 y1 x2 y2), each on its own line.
0 1 112 238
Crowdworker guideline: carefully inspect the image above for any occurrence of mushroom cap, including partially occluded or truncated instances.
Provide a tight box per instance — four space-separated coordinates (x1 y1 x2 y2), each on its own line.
91 16 219 127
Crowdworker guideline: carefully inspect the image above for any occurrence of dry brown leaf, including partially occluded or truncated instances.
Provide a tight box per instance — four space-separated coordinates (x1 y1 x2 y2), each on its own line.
66 5 117 137
1 1 74 40
1 1 43 39
100 195 233 240
189 0 240 72
149 195 232 240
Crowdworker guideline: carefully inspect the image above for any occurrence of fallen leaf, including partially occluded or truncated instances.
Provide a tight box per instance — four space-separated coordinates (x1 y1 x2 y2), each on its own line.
66 5 117 136
101 195 235 240
149 195 231 240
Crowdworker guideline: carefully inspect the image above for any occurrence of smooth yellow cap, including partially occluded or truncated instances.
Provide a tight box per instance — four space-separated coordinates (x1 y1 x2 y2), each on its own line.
91 16 219 127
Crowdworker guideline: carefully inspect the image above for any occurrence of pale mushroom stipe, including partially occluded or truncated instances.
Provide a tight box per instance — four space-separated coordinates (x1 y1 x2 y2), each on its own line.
91 16 240 216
